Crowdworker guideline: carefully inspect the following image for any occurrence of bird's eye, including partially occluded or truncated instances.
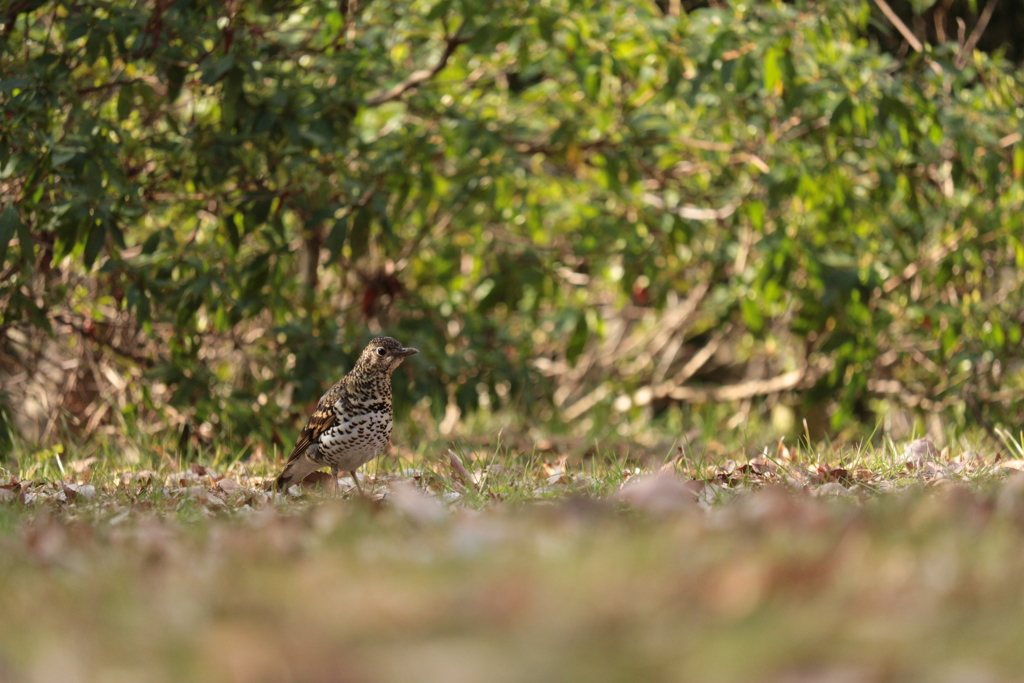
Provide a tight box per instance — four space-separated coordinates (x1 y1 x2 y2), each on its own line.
376 347 387 356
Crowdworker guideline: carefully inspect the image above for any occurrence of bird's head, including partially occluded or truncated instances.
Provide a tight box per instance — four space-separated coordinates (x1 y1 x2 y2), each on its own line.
355 336 418 376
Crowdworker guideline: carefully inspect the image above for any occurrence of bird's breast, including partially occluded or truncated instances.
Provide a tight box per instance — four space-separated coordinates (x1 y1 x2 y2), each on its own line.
318 410 393 463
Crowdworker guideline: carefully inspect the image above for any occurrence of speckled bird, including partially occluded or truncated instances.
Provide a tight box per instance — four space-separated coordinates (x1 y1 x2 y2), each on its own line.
274 336 418 493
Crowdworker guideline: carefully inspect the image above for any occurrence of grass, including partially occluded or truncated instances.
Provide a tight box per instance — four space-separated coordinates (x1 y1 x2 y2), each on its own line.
2 424 1024 682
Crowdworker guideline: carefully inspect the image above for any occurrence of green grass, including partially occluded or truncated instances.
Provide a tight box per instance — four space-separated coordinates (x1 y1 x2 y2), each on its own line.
2 427 1024 682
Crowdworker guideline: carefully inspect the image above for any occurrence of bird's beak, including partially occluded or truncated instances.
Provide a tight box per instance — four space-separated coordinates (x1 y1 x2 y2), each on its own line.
398 347 419 357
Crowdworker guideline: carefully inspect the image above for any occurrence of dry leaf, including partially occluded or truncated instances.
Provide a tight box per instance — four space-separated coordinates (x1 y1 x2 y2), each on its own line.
216 478 242 494
61 483 80 503
542 454 569 477
189 463 211 477
613 474 702 514
812 482 852 497
301 471 337 490
815 466 850 484
68 457 98 474
388 481 447 525
902 438 939 469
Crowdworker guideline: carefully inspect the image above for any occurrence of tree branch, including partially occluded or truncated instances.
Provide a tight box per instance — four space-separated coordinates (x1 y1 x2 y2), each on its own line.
365 34 467 107
52 315 156 368
641 192 741 221
874 0 923 52
873 0 944 75
654 368 808 403
881 223 972 294
956 0 999 69
76 77 146 96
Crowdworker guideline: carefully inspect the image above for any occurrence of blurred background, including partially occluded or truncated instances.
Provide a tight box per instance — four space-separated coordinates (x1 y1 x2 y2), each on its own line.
2 0 1023 461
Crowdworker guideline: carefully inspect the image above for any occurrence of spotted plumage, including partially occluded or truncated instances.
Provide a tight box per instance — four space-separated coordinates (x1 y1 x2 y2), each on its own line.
274 336 418 493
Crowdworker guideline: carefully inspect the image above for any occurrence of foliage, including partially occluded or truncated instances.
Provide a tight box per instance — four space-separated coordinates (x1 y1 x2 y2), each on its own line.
1 0 1023 452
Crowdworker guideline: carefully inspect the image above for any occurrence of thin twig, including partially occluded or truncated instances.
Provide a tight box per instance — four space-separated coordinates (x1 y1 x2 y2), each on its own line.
672 328 729 385
873 0 944 75
640 192 741 221
652 367 810 404
881 223 972 294
867 378 951 412
956 0 999 69
873 0 923 52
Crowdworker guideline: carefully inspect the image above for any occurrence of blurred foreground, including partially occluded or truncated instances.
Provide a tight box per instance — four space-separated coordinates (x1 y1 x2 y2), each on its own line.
2 436 1024 683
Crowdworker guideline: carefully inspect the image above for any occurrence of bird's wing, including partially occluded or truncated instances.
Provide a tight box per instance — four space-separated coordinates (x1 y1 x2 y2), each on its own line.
284 385 344 462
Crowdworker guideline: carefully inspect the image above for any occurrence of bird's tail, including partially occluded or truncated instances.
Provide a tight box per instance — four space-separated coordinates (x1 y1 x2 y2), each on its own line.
274 452 322 492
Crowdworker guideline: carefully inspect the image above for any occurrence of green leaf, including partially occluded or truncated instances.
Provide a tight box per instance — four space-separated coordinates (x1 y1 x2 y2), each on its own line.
0 78 29 94
349 206 372 260
84 29 105 65
117 81 134 121
425 0 451 21
82 160 103 197
202 54 236 85
127 286 151 323
747 201 765 231
51 147 81 167
141 231 161 255
373 194 393 247
107 218 126 249
222 69 243 127
83 221 107 268
15 212 33 266
166 64 186 103
566 312 589 365
324 215 349 261
0 206 21 266
763 46 782 96
224 214 241 251
741 297 765 333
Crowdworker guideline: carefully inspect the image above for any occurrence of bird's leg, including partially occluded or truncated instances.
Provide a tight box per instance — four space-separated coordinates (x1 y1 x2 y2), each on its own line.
350 470 364 494
329 465 340 493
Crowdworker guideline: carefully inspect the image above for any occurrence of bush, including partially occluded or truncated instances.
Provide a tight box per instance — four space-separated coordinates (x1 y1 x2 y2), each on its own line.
2 0 1022 452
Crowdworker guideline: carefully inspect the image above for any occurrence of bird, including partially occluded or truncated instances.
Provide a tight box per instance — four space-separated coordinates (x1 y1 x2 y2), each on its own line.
274 336 418 493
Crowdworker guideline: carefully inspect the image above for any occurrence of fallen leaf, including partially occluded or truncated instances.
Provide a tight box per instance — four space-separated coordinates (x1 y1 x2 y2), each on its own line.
301 471 336 490
61 483 80 503
613 474 702 514
216 478 242 494
388 481 447 525
189 463 211 477
902 438 940 469
68 457 98 474
815 466 850 484
542 454 569 478
812 482 852 497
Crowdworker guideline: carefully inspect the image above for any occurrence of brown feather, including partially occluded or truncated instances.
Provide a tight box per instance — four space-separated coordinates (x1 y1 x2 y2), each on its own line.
275 390 342 491
284 403 337 463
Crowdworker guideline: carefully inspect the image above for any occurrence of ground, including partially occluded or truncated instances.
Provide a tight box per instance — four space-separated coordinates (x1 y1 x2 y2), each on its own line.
2 430 1024 683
